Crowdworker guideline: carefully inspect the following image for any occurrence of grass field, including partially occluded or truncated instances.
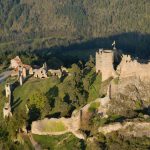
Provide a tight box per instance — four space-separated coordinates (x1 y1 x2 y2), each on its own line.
12 77 59 110
42 120 67 132
33 133 85 150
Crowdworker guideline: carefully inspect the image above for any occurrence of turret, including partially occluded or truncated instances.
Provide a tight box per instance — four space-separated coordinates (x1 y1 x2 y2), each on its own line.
5 83 11 98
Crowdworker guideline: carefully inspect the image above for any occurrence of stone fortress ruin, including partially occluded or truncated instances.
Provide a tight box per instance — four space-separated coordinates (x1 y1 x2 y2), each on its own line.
2 45 150 140
10 56 68 80
34 63 48 79
96 48 150 82
3 56 69 119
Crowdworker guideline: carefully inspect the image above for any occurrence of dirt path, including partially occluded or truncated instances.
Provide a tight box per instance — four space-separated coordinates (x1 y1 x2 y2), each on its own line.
57 134 72 146
0 70 12 83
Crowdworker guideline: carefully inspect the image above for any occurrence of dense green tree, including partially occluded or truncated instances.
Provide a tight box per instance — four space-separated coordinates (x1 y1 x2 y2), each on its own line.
7 107 27 138
28 90 51 118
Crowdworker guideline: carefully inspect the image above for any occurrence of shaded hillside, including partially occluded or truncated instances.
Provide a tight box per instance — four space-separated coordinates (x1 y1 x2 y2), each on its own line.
0 0 150 57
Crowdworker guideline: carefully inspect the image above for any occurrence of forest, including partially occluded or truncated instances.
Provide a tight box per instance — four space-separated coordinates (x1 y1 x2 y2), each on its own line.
0 0 150 61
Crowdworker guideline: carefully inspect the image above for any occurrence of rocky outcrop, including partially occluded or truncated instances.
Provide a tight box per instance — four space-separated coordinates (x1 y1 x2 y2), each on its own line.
109 77 150 112
113 77 149 95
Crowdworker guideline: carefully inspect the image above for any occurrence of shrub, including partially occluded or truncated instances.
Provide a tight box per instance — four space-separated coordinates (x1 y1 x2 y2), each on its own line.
88 102 100 113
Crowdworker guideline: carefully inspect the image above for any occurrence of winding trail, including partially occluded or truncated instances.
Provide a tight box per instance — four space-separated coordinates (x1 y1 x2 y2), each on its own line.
0 70 12 83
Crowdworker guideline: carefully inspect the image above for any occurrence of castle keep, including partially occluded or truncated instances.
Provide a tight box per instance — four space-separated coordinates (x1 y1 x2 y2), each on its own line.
96 49 116 81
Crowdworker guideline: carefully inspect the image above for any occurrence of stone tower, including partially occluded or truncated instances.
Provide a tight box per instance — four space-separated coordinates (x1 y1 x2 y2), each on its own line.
3 102 12 118
18 66 23 86
5 83 11 98
22 67 27 78
19 75 23 86
96 49 116 81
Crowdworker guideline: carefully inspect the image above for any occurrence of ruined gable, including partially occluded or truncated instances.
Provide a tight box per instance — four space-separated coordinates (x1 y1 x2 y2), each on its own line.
10 56 22 69
34 64 48 79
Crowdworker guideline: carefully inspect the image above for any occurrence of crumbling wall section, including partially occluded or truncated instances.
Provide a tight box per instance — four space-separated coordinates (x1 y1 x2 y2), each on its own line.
117 55 150 81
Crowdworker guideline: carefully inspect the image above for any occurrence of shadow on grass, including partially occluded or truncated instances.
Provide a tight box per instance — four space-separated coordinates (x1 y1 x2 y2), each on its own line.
12 97 22 112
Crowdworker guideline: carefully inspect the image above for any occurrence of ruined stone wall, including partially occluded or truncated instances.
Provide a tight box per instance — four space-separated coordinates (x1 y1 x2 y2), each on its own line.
96 49 116 81
34 68 48 79
5 84 11 98
117 55 150 81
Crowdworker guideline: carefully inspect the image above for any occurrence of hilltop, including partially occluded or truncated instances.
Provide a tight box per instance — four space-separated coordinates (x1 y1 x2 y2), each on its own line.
0 49 150 149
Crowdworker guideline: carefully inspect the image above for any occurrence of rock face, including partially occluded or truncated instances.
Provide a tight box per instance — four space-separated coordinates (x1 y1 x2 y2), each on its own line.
107 77 150 116
96 49 116 81
99 121 150 137
110 78 150 104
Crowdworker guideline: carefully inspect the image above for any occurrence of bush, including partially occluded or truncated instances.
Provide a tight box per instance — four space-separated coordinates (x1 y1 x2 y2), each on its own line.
88 102 100 113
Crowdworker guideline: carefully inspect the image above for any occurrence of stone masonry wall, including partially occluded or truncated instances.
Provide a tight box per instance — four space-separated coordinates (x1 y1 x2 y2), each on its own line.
96 49 116 81
117 55 150 81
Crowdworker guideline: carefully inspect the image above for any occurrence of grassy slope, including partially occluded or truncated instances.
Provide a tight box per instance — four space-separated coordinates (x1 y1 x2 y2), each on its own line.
33 133 84 150
42 120 67 132
13 77 59 108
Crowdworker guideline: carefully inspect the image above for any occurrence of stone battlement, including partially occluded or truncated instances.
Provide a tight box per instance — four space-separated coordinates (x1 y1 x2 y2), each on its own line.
117 55 150 81
96 49 113 55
